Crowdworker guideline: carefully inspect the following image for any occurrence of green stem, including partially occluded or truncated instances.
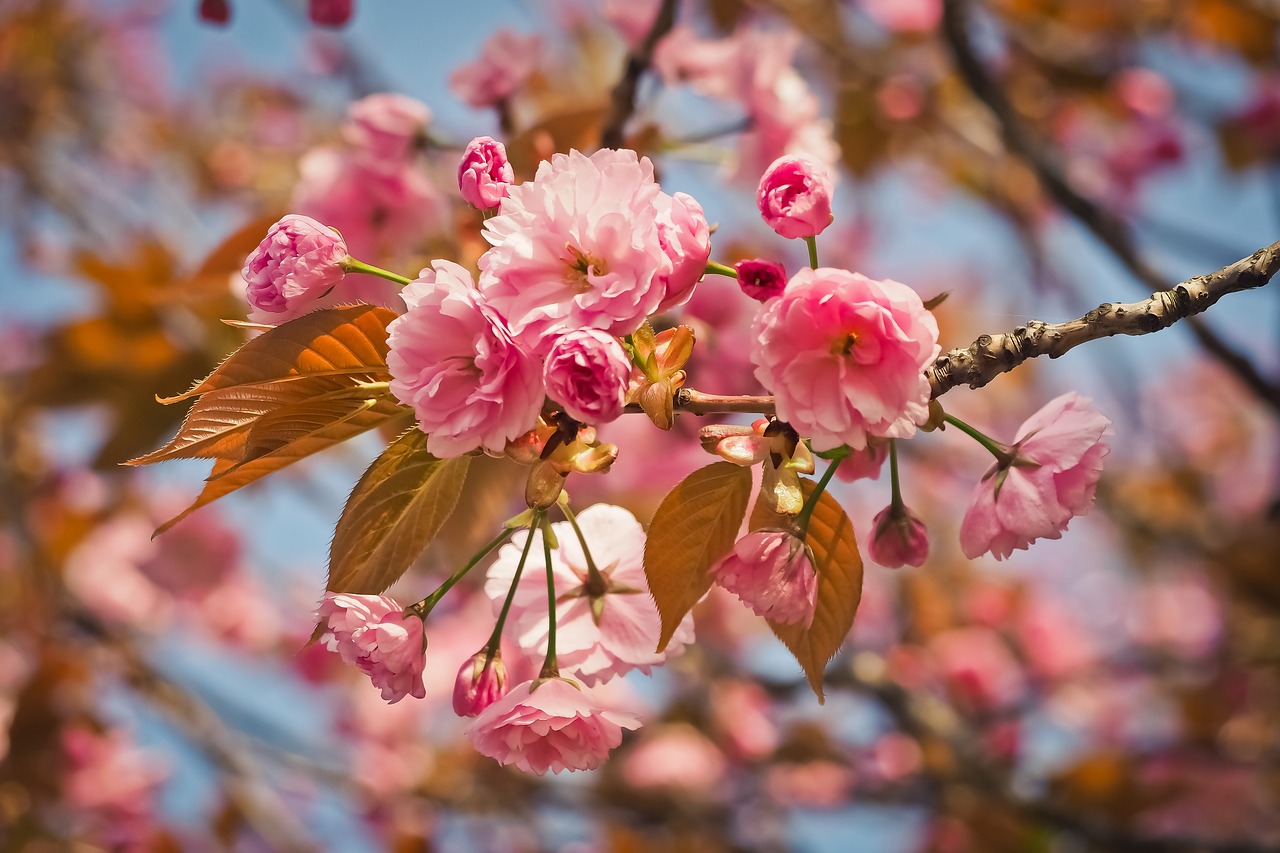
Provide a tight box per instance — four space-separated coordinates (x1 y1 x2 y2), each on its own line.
539 516 560 680
559 503 606 593
795 456 842 535
887 440 903 509
340 257 413 286
485 512 542 651
412 527 514 620
943 413 1013 462
804 236 819 270
704 260 739 278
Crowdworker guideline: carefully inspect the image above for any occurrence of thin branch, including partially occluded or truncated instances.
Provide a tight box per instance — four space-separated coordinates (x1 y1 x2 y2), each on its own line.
939 0 1280 416
599 0 679 150
927 239 1280 397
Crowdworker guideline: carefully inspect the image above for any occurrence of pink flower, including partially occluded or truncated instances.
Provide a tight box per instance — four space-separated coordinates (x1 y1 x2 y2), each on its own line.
387 260 543 457
751 268 940 452
835 440 888 482
309 0 353 26
466 677 642 774
959 393 1112 560
868 504 929 568
544 329 631 425
712 530 817 625
453 650 509 717
449 29 542 108
654 191 712 312
458 136 513 210
484 504 694 686
757 155 834 239
344 93 429 169
604 0 661 48
477 149 678 353
317 592 427 703
858 0 941 33
928 627 1026 712
735 258 788 302
622 724 727 793
241 214 348 319
198 0 230 25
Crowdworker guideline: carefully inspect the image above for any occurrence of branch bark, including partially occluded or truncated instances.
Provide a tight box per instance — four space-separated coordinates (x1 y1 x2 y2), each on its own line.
939 0 1280 416
599 0 679 150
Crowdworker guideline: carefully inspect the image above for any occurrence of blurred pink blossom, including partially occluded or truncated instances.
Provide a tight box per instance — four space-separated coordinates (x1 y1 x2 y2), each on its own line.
484 504 693 685
959 393 1112 560
752 268 940 452
710 679 779 760
764 760 854 807
604 0 660 48
344 93 430 170
449 29 542 108
387 260 543 457
835 440 889 483
858 0 941 32
928 627 1026 712
62 726 165 847
621 723 727 792
466 677 642 774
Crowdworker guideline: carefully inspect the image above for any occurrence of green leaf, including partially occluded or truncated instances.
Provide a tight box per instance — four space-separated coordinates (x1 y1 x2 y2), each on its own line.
643 461 752 652
327 428 472 594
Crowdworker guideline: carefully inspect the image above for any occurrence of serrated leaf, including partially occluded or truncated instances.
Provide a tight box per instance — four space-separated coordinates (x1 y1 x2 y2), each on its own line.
233 397 381 466
158 305 396 403
327 429 472 594
644 461 752 652
752 483 863 702
154 407 413 536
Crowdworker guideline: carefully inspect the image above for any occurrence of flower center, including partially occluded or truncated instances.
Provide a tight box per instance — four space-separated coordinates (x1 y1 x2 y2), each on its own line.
564 244 607 294
831 332 857 356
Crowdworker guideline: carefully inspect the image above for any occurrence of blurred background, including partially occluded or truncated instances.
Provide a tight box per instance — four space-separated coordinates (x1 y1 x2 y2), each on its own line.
2 0 1280 850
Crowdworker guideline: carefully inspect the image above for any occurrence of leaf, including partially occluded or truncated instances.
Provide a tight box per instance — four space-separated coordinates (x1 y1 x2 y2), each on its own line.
327 428 472 594
234 397 381 467
643 461 752 652
154 407 413 536
159 305 397 403
752 482 863 702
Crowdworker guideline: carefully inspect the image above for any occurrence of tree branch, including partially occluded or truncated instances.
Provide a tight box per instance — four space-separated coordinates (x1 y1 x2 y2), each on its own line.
599 0 679 150
939 0 1280 416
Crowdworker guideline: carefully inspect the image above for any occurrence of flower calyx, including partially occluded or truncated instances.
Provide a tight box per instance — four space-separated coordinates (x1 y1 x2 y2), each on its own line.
625 323 694 430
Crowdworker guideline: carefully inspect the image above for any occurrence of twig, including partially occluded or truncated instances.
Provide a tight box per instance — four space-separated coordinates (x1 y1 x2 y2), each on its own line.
939 0 1280 416
599 0 679 150
927 239 1280 397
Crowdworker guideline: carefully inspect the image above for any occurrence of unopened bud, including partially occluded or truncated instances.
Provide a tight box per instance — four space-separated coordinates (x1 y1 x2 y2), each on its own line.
452 650 509 717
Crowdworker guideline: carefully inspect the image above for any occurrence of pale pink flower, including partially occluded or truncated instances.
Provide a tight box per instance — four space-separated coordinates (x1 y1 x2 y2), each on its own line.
477 149 677 353
387 260 543 457
652 25 746 97
450 29 542 108
757 155 834 239
62 726 165 847
622 724 727 792
317 592 427 703
751 268 940 452
736 258 788 302
959 393 1112 560
484 504 693 686
543 329 631 425
466 677 642 774
713 530 817 625
604 0 661 48
458 136 513 210
928 627 1026 712
453 650 510 717
64 515 173 629
292 145 444 270
344 93 430 168
654 191 712 312
858 0 941 32
710 679 778 759
241 214 348 319
868 504 929 568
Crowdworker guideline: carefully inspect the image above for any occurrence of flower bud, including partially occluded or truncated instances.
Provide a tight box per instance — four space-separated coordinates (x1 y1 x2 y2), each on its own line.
544 330 631 425
241 214 348 319
199 0 231 24
756 155 834 239
458 136 514 210
868 504 929 568
309 0 353 26
735 258 788 302
453 650 509 717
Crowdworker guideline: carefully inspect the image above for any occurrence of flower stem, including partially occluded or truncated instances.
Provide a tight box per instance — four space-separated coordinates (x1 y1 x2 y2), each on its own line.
411 527 514 620
888 439 904 509
539 516 560 680
559 503 606 594
795 456 842 536
943 413 1013 462
485 512 542 651
340 257 413 286
805 236 819 270
704 260 739 278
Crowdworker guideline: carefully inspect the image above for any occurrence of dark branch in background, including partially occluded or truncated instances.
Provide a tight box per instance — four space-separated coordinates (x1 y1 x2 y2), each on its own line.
927 239 1280 397
940 0 1280 417
599 0 679 150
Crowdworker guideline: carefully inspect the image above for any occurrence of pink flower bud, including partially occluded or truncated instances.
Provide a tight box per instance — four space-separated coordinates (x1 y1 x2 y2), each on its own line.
735 258 788 302
868 504 929 568
453 650 509 717
713 530 817 625
756 155 834 239
543 329 632 425
458 136 514 210
309 0 353 26
241 214 348 319
198 0 230 25
835 440 889 483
